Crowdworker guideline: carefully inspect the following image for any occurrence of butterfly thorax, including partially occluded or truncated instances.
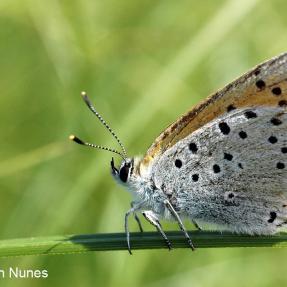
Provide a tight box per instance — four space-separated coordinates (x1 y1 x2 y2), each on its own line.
112 156 169 214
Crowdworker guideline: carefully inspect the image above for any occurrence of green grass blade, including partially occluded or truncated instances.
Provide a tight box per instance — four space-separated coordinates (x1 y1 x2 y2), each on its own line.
1 232 287 258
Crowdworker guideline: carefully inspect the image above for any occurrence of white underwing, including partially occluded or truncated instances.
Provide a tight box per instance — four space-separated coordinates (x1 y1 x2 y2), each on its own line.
149 107 287 235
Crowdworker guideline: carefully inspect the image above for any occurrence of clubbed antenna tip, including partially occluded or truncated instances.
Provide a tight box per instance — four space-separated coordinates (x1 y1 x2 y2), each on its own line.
69 134 126 160
69 134 84 145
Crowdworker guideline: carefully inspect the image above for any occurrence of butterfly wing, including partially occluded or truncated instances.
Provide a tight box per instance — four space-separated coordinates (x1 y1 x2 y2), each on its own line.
141 52 287 170
151 106 287 234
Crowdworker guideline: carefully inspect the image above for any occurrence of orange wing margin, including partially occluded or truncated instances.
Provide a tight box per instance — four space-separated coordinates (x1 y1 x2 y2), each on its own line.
141 52 287 167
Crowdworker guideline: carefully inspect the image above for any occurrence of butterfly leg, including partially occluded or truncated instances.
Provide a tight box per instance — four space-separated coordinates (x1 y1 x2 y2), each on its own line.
134 213 143 232
131 201 143 232
125 209 133 255
125 202 143 255
164 199 195 250
192 219 202 231
142 210 172 250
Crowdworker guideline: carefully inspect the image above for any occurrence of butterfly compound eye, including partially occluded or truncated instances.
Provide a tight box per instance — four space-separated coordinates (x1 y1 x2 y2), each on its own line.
119 161 132 183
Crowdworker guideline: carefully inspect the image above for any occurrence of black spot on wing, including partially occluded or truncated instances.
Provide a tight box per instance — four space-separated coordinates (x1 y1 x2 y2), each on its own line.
218 122 230 135
272 87 282 96
256 79 266 89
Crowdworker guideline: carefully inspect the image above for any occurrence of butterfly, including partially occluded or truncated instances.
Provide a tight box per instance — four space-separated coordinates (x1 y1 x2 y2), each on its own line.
70 52 287 254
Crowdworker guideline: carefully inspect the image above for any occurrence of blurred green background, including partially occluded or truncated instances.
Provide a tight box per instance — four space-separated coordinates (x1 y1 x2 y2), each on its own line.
1 0 287 286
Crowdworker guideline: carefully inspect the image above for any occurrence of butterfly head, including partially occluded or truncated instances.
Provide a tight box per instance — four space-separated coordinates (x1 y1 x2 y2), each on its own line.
111 157 134 184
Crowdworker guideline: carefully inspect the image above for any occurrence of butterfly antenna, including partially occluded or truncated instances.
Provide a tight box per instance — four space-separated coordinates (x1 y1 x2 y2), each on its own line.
69 135 126 160
80 91 127 158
